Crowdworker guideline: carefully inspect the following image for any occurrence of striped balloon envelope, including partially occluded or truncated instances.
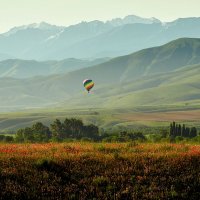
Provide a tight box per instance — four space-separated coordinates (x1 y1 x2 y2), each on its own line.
83 79 94 93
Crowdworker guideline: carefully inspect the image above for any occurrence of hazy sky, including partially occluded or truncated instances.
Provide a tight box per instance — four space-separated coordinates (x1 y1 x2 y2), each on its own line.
0 0 200 33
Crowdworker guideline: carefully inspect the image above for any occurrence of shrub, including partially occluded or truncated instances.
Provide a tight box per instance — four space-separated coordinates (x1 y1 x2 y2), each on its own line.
3 136 14 143
175 136 184 143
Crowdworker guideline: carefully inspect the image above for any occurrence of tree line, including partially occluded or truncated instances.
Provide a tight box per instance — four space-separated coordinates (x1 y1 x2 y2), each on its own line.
0 120 199 143
169 121 197 139
15 118 99 142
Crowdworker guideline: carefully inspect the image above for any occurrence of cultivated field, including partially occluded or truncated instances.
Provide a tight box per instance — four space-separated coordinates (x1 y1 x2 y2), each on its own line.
0 142 200 199
117 110 200 121
1 108 200 132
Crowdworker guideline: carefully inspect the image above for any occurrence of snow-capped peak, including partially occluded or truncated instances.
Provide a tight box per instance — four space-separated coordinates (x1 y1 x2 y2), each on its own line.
4 22 64 36
107 15 161 26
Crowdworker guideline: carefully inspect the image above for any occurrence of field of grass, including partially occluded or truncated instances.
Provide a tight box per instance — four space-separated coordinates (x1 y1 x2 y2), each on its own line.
0 142 200 199
1 107 200 132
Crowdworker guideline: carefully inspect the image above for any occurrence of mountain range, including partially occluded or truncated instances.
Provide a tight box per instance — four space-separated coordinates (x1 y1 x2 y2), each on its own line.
1 16 200 60
0 38 200 112
0 57 109 78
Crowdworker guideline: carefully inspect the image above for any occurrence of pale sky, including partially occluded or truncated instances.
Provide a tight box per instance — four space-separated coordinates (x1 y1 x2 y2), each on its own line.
0 0 200 33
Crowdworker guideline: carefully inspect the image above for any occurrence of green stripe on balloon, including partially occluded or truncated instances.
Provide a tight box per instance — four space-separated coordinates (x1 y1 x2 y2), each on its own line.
83 79 94 92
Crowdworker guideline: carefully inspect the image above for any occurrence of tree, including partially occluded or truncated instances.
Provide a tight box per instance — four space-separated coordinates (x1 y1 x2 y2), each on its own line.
73 119 84 138
190 127 197 138
170 123 173 137
32 122 51 142
182 124 186 137
169 122 176 142
178 124 182 137
15 129 25 142
63 118 73 138
4 136 14 143
63 118 84 139
159 129 168 138
0 135 5 141
83 124 99 140
185 127 190 138
175 124 179 137
170 122 176 137
132 132 146 141
50 119 64 141
14 118 100 142
23 127 34 142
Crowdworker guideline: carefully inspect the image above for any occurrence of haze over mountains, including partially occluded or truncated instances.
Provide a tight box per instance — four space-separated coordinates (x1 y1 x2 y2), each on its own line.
0 38 200 112
1 15 200 60
0 57 109 78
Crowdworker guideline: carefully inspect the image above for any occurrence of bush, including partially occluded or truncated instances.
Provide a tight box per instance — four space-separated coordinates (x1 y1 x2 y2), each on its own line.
0 135 5 141
102 137 112 143
149 134 162 143
81 137 92 142
175 136 184 143
3 136 14 143
190 136 200 143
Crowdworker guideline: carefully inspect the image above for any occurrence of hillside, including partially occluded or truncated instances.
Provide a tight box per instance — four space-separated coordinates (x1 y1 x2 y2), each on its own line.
56 37 200 89
0 57 109 78
0 38 200 112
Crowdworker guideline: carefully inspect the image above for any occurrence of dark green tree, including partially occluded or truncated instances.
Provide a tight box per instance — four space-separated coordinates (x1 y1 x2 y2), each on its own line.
83 124 99 140
169 122 176 142
0 135 5 141
182 124 186 137
15 129 25 142
23 127 34 142
50 119 64 141
185 127 190 138
73 119 84 138
32 122 51 142
178 124 182 137
160 129 168 138
170 123 173 137
190 127 197 138
3 136 14 143
63 118 73 138
63 118 84 139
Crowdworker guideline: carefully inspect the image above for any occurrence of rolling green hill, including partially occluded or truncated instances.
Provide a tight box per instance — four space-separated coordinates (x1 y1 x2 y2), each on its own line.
0 38 200 113
65 37 200 84
1 38 200 131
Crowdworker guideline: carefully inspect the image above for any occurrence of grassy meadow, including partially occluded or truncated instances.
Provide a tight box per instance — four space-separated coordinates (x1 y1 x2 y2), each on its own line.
1 107 200 133
1 38 200 198
0 142 200 199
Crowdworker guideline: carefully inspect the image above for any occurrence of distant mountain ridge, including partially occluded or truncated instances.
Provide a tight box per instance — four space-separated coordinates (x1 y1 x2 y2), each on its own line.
0 57 110 78
106 15 161 26
0 38 200 112
1 16 200 60
3 22 64 37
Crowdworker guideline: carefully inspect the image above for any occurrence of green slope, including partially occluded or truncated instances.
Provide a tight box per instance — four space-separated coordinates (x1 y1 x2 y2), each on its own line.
54 37 200 92
56 38 200 109
71 62 200 109
0 38 200 112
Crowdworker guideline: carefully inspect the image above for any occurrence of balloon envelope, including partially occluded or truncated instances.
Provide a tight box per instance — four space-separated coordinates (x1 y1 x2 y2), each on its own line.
83 79 94 92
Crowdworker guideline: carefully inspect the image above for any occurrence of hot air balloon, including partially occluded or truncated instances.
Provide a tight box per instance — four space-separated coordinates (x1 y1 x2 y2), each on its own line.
83 79 94 93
